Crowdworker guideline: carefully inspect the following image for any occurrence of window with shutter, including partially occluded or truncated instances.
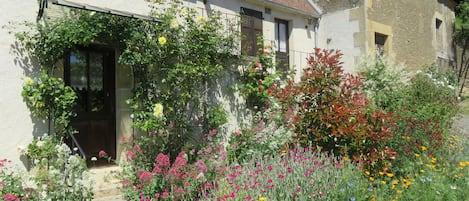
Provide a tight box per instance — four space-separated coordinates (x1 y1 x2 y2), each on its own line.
241 7 263 56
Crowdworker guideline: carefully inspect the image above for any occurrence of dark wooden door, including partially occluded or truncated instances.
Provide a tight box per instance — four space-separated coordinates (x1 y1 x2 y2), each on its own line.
275 19 289 72
65 47 116 161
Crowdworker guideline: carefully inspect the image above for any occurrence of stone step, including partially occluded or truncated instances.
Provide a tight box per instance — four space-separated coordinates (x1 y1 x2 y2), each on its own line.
89 165 124 201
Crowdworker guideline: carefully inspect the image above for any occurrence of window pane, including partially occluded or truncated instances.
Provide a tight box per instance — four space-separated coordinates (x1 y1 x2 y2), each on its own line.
278 23 287 52
89 52 104 112
70 51 87 112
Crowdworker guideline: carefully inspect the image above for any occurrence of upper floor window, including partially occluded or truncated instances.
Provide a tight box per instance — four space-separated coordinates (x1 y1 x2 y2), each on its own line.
240 7 263 56
375 32 388 57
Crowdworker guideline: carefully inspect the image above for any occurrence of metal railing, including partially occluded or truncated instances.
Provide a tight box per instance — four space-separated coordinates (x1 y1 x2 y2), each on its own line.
68 130 87 161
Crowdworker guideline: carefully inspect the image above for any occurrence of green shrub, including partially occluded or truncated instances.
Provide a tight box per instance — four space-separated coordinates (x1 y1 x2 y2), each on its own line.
271 49 395 171
21 73 77 136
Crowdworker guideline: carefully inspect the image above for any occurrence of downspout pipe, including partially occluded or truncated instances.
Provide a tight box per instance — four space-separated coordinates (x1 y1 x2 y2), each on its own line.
314 17 320 48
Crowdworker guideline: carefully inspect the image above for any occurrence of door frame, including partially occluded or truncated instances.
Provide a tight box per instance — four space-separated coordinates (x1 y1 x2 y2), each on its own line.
64 45 116 160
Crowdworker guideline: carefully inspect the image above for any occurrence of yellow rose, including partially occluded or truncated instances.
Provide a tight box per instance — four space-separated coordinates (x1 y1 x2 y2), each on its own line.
25 77 33 85
180 8 187 16
170 19 179 29
158 36 167 45
153 103 164 118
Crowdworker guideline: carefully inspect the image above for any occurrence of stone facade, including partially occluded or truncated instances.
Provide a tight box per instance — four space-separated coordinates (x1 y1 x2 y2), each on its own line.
317 0 457 71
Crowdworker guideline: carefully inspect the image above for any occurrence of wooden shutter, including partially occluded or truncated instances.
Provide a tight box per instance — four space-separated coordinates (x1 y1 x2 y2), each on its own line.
241 7 263 56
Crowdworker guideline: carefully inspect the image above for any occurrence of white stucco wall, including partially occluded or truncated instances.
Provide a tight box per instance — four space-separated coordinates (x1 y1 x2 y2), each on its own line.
318 9 361 73
1 0 317 166
0 0 47 169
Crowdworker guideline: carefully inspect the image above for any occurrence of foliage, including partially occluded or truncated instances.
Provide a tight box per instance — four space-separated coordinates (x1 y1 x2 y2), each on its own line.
121 2 238 157
118 130 229 200
15 10 139 68
227 105 294 163
0 135 93 200
358 57 407 110
21 73 77 136
271 49 395 171
237 42 282 111
0 159 28 200
364 143 469 201
207 105 228 130
359 59 459 176
455 0 469 96
205 148 371 201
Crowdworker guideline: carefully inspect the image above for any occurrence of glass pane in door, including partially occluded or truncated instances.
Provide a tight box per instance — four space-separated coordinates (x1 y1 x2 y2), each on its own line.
70 51 88 112
89 52 104 113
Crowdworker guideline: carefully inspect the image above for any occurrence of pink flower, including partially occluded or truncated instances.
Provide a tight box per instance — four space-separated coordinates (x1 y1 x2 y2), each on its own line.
125 150 137 161
122 178 132 187
278 174 285 179
152 166 162 174
287 167 293 173
267 165 272 171
161 191 169 198
133 145 141 153
209 129 218 136
4 193 19 201
98 150 107 158
205 147 212 154
267 179 273 183
174 156 187 167
139 171 153 185
234 130 242 136
185 181 190 186
196 160 207 173
156 153 170 168
296 186 301 191
244 196 251 200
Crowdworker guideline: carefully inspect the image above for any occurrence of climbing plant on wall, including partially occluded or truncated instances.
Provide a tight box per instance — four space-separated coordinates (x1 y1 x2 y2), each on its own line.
16 1 239 156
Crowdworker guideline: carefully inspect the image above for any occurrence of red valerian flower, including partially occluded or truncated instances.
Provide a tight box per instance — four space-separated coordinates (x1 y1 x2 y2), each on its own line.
98 150 107 158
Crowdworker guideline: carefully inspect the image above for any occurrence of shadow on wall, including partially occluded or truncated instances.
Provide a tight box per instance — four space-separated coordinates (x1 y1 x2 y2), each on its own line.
208 62 249 139
9 38 48 139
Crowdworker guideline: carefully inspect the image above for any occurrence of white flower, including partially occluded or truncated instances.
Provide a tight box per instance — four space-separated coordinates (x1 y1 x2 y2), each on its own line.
73 147 78 152
17 145 26 154
170 19 179 29
91 157 98 161
36 140 44 147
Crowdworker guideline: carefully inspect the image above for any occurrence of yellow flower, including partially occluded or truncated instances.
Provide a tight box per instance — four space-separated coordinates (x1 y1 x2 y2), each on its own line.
371 197 376 201
365 171 370 176
431 157 437 163
397 190 403 195
378 171 384 176
420 169 425 173
369 177 375 182
381 181 386 185
386 173 394 178
153 103 164 118
170 19 179 29
460 161 469 167
197 16 205 22
258 197 266 201
414 153 420 157
25 77 33 85
180 8 187 16
392 180 399 185
421 146 427 151
343 156 349 162
158 36 167 45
